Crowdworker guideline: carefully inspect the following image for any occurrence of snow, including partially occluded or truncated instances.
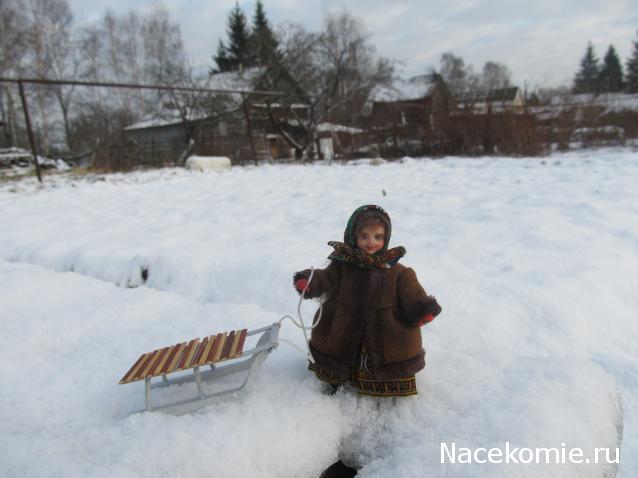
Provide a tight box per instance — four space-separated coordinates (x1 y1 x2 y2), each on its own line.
546 92 638 113
0 147 69 172
1 149 637 477
124 114 187 131
185 155 231 172
370 75 437 102
317 122 365 134
206 66 265 91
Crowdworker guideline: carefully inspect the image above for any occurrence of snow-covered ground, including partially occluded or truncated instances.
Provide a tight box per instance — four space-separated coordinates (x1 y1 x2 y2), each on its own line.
1 149 636 477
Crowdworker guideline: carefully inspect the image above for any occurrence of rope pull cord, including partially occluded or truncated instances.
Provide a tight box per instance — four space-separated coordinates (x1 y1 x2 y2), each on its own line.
277 267 324 363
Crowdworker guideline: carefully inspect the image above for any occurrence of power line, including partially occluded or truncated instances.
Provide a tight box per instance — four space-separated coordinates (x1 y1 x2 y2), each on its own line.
0 77 288 97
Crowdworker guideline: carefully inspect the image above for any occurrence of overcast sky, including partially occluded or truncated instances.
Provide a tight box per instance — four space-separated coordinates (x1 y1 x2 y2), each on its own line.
67 0 638 89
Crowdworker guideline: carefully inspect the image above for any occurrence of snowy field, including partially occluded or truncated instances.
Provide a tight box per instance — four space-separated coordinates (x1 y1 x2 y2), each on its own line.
1 149 636 477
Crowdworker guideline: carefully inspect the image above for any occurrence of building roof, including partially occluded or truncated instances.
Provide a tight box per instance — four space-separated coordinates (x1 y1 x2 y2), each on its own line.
370 75 440 102
124 112 210 131
548 92 638 112
207 67 265 91
124 68 266 132
527 92 638 119
316 122 364 134
456 87 520 104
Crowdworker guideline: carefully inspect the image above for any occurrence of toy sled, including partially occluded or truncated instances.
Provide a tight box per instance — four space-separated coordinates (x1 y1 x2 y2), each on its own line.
119 323 280 414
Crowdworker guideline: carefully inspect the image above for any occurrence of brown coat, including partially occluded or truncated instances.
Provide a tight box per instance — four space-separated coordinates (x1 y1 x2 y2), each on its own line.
299 260 441 380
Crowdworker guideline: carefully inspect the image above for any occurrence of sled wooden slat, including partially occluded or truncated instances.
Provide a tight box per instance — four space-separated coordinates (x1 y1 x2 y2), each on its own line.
174 340 196 371
234 329 248 358
185 339 203 369
212 333 227 362
156 344 178 375
205 333 222 363
197 335 215 366
150 347 171 376
133 351 159 381
163 342 187 374
120 352 150 384
192 336 208 365
176 339 200 371
139 348 164 379
228 330 242 358
220 331 235 361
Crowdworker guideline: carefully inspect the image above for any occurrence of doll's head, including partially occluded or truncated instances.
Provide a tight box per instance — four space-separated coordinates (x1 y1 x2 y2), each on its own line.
344 205 392 255
355 212 386 254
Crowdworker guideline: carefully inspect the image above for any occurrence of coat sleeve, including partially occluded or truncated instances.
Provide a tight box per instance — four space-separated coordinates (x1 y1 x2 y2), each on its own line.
397 267 442 327
293 261 340 299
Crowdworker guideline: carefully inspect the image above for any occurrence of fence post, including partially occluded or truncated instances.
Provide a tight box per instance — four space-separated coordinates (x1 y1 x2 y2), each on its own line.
151 136 156 167
241 93 258 164
17 80 43 183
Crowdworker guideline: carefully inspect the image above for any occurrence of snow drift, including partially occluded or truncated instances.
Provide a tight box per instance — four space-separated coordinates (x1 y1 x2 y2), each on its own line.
0 149 635 477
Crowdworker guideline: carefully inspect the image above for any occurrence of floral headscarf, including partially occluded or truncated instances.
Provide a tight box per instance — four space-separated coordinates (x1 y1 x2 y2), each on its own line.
327 205 406 269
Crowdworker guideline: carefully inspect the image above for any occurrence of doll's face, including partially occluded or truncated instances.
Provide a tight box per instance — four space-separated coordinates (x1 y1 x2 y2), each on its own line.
356 224 385 255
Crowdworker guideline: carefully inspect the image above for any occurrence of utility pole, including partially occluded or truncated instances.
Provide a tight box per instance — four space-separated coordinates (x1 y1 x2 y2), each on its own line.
18 80 43 183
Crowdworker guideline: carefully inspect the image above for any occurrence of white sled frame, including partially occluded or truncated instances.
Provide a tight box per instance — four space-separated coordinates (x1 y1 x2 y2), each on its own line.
134 324 280 415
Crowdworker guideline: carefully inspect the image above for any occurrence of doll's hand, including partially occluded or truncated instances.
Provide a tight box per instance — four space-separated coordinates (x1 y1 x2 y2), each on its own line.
417 314 435 327
293 271 311 294
294 277 310 294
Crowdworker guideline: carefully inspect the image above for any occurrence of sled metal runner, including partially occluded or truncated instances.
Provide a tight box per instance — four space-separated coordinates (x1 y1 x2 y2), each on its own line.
119 323 280 414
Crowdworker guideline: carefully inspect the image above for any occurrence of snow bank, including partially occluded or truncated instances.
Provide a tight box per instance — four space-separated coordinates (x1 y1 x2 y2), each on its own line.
0 259 624 477
185 155 231 172
0 150 636 476
0 147 70 173
0 260 343 478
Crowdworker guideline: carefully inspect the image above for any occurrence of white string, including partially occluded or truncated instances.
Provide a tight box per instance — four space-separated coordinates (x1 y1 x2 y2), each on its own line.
277 267 324 363
277 338 309 357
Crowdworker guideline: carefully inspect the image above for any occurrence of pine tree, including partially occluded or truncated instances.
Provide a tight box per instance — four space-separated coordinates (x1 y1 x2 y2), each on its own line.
211 3 252 73
626 31 638 93
599 45 624 92
250 0 279 66
226 2 252 70
572 42 600 94
212 39 232 73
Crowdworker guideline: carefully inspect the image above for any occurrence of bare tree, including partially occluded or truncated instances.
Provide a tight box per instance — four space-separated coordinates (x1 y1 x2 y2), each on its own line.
0 0 30 146
480 61 512 90
439 53 513 94
140 7 216 147
439 52 478 94
25 0 75 151
67 11 146 156
320 11 394 124
68 7 203 160
0 0 29 75
34 0 79 150
267 10 394 159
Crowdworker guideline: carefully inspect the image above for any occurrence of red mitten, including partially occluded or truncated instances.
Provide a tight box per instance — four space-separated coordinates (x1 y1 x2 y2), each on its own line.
294 277 310 294
417 314 435 327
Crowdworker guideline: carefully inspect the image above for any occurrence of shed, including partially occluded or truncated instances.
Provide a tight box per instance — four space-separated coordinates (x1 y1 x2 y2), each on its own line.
455 87 525 113
367 74 455 154
124 68 310 164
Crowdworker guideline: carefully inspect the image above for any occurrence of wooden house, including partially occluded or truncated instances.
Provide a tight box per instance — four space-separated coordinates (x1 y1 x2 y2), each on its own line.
455 87 525 114
367 75 455 154
529 92 638 149
124 67 310 165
